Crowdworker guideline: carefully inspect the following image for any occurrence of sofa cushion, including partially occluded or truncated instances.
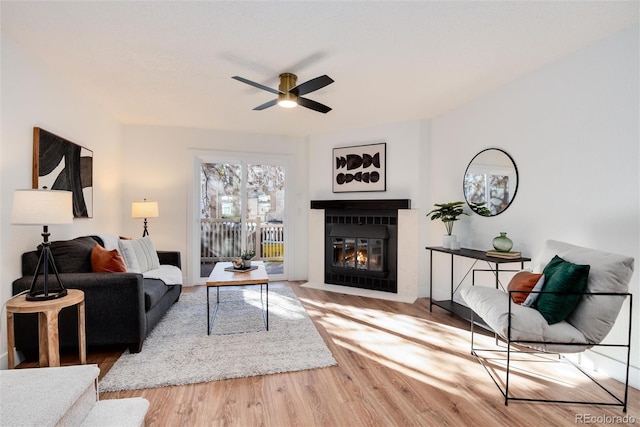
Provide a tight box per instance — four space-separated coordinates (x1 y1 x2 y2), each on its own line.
460 286 591 353
507 271 543 305
536 255 590 324
39 236 99 273
91 244 127 273
144 279 170 311
532 240 634 343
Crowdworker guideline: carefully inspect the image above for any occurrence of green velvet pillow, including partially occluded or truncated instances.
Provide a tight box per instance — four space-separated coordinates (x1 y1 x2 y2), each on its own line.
536 255 590 324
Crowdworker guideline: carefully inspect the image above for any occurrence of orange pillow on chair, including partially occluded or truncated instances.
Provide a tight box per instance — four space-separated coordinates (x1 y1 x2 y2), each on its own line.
507 271 543 305
91 244 127 273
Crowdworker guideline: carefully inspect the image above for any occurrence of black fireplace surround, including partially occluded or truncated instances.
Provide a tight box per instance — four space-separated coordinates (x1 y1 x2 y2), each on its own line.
311 199 410 293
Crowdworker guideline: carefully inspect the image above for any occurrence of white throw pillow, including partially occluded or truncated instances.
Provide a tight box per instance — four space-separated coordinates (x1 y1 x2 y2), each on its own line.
118 236 160 273
118 239 141 273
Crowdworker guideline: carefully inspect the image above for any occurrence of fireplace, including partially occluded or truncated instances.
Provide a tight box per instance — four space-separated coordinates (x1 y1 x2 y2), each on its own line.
311 199 410 293
331 224 387 273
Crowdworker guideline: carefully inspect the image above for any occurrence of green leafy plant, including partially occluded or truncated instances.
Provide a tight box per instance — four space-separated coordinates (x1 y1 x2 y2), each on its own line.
426 201 469 235
241 250 255 260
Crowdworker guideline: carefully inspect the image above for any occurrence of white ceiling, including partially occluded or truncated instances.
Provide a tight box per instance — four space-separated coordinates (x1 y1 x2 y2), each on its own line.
2 1 638 137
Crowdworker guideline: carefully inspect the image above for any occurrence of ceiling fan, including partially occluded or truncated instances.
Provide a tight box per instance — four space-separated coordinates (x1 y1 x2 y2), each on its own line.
232 73 334 113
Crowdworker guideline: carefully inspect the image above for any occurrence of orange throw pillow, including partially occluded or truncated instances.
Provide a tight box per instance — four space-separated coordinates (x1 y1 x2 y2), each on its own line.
91 244 127 273
507 271 543 305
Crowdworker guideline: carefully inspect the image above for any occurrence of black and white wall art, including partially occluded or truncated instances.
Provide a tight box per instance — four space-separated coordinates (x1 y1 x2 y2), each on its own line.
333 142 386 193
33 127 93 218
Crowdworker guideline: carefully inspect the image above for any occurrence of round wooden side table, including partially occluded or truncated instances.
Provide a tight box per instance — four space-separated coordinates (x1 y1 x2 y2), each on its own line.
6 288 86 369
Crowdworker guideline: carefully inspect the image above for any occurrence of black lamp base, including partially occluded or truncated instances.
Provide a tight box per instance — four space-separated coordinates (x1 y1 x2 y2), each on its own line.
142 217 149 237
27 226 68 301
26 289 68 302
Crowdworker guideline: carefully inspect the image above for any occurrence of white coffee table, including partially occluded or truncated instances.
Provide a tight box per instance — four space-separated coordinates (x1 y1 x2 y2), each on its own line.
205 261 269 335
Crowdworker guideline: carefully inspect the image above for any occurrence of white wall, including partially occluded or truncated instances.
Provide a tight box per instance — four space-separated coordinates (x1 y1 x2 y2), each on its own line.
120 125 307 285
0 33 123 368
431 25 639 387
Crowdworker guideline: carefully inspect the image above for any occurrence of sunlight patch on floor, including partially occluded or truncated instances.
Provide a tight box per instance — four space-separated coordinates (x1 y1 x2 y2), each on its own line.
300 297 489 395
299 295 625 402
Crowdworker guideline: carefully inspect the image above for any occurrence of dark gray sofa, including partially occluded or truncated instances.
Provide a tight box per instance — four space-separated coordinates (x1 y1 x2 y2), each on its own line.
11 236 182 357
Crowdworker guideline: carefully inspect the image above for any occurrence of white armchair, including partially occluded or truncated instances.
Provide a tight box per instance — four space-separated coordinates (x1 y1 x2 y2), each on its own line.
460 240 634 411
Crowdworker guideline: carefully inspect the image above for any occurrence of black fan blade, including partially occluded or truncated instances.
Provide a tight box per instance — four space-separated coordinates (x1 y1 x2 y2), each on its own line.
232 76 282 95
253 99 278 110
298 97 332 113
291 75 334 96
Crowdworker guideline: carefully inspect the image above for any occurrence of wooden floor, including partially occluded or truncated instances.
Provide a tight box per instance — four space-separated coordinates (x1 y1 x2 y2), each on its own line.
20 282 639 426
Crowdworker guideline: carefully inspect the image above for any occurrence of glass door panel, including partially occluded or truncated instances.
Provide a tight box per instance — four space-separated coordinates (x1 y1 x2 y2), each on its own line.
246 164 285 276
200 161 286 279
200 163 242 280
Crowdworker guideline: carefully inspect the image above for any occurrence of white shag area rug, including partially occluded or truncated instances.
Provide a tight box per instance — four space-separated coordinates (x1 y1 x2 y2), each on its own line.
100 285 336 392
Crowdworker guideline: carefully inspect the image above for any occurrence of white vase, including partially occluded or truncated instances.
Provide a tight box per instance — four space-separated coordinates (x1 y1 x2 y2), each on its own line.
443 235 457 249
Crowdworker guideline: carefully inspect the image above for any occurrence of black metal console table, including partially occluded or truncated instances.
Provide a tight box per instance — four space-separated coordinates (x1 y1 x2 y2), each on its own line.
426 246 531 326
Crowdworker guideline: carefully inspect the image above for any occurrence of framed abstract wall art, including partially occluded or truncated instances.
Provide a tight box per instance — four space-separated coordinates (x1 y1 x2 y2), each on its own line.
33 127 93 218
333 142 386 193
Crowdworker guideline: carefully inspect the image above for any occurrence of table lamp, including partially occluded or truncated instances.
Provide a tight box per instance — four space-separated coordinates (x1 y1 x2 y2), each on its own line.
131 199 159 237
12 188 73 301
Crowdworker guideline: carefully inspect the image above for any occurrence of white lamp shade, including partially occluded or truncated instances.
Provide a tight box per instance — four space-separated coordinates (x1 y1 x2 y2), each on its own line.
11 189 74 225
131 200 159 218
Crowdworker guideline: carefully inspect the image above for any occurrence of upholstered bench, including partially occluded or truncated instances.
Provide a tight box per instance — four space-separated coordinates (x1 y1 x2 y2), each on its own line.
0 365 149 426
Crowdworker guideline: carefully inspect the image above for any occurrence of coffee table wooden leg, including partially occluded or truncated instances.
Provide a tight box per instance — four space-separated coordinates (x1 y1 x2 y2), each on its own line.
78 300 86 364
7 312 15 369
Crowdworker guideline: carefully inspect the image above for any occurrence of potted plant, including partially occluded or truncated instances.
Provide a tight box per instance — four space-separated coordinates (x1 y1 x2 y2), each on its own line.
240 250 255 268
426 201 469 249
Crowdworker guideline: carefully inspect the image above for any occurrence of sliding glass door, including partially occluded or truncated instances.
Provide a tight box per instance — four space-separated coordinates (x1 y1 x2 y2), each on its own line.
198 158 286 280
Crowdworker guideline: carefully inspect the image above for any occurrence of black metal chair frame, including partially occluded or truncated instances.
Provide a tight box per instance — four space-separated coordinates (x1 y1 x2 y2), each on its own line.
469 290 632 412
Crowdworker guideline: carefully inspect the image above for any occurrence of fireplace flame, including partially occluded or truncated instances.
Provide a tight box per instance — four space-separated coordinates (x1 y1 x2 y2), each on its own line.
357 250 367 267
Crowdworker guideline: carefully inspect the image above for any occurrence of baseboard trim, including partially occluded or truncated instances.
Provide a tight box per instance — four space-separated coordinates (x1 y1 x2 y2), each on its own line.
566 349 638 390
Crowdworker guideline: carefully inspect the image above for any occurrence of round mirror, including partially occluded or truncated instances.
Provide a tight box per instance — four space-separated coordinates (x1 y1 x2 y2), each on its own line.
463 148 518 216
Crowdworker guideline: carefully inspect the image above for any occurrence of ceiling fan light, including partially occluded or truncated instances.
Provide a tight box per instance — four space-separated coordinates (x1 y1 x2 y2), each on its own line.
278 90 298 108
277 73 298 108
278 99 297 108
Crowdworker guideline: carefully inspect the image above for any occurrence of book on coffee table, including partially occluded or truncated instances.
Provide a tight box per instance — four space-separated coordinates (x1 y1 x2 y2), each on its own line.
224 266 258 273
485 250 522 259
